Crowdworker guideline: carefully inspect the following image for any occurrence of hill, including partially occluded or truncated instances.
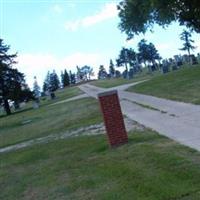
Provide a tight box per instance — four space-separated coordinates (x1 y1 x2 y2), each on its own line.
128 65 200 104
2 83 200 199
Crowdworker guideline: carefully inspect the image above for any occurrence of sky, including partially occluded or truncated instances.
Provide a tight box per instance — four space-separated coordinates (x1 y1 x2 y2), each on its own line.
1 0 200 88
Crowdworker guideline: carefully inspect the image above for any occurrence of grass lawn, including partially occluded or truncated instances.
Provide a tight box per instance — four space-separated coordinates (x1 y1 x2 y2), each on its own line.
0 87 102 148
91 72 158 88
2 80 200 199
1 131 200 200
128 65 200 104
0 86 83 117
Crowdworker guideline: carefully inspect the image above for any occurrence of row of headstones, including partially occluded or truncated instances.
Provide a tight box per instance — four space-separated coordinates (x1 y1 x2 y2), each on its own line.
161 54 199 74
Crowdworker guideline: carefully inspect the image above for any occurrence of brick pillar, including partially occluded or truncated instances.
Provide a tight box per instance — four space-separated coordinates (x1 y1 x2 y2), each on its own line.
98 90 128 147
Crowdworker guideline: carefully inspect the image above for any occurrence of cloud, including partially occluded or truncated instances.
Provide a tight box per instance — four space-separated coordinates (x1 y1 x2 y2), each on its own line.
52 4 63 14
64 2 118 31
16 52 105 88
67 2 76 9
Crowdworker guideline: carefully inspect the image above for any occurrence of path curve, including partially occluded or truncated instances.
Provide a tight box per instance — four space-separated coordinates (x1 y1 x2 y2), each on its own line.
79 82 200 151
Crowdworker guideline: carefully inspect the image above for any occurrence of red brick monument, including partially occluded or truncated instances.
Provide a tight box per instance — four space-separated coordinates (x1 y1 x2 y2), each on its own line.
98 90 128 147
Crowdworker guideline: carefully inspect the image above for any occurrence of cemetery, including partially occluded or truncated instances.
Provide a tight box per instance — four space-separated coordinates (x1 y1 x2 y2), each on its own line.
1 0 200 199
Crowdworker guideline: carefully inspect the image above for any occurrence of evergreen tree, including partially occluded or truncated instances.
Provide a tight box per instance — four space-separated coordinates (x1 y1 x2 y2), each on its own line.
49 70 60 92
76 66 83 82
98 65 107 79
180 30 196 58
33 76 40 100
0 39 31 115
60 71 64 87
109 59 115 77
63 69 70 87
69 70 76 84
43 71 50 93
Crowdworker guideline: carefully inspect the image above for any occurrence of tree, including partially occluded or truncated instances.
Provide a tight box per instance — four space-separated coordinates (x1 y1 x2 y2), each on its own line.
69 71 76 84
116 47 137 79
76 65 93 82
118 0 200 40
0 39 31 115
109 59 115 77
61 69 70 87
147 43 161 65
43 71 50 93
98 65 107 79
137 39 149 67
137 39 161 71
33 76 40 100
179 30 196 58
76 66 83 82
49 70 60 92
81 65 93 81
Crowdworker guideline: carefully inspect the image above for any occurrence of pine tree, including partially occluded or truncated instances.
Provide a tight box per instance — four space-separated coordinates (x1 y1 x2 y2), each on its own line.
98 65 107 79
0 39 31 115
49 70 60 92
61 71 64 88
33 76 40 100
63 69 70 87
43 71 50 93
180 30 196 59
69 71 76 84
109 59 115 78
76 66 83 82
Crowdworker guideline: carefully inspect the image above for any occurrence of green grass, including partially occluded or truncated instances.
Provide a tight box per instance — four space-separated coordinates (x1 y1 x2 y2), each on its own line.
2 79 200 199
51 86 83 102
0 87 102 148
1 131 200 199
128 65 200 104
91 72 157 88
38 86 83 107
0 86 83 117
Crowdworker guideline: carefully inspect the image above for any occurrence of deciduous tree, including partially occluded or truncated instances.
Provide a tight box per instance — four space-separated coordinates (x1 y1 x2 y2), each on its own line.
118 0 200 39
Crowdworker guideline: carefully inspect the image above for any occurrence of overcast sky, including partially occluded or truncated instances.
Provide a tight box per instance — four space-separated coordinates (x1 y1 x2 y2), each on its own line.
1 0 200 88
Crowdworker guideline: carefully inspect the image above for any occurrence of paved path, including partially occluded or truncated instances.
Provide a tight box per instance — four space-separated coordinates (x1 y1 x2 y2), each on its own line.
79 83 200 151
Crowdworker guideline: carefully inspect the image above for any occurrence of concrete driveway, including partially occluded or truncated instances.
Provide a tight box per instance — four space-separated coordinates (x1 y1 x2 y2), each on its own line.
79 83 200 151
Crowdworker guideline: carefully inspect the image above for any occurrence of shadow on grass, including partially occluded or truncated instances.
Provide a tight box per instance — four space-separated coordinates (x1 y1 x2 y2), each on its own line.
0 107 33 119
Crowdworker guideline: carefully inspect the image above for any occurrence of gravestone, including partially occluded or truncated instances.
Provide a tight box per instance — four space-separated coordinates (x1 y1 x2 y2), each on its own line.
162 64 169 74
98 90 128 147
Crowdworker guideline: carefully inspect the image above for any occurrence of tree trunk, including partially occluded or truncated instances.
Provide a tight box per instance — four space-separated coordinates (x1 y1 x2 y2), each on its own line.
3 98 11 115
125 63 129 79
188 48 192 65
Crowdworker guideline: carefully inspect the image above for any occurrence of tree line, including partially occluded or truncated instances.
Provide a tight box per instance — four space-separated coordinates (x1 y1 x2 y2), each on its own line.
1 0 199 115
98 29 197 80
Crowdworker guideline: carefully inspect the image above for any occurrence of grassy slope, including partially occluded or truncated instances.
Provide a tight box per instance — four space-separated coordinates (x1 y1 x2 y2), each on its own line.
1 131 200 200
0 86 83 117
2 81 200 199
91 72 158 88
128 65 200 104
0 87 101 148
